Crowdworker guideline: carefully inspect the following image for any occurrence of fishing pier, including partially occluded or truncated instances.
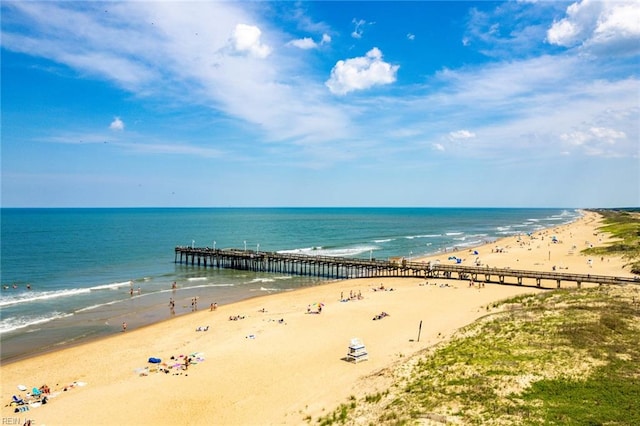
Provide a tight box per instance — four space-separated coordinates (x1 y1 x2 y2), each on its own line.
175 247 637 289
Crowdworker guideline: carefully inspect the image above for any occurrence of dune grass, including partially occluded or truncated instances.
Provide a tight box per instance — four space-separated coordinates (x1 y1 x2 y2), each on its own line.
314 285 640 425
583 209 640 275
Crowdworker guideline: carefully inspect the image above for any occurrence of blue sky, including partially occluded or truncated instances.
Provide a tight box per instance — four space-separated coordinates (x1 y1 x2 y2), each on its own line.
1 1 638 208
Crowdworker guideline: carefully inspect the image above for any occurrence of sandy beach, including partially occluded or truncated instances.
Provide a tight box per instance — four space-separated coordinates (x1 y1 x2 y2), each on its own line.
1 210 635 425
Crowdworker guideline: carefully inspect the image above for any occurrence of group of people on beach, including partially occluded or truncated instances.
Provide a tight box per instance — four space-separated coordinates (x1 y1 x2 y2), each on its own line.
10 384 52 411
372 311 390 321
340 290 363 302
229 315 245 321
372 283 394 292
128 281 141 296
306 304 323 314
469 280 485 289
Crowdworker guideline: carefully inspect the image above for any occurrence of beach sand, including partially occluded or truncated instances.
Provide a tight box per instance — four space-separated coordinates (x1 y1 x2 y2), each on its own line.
1 210 635 425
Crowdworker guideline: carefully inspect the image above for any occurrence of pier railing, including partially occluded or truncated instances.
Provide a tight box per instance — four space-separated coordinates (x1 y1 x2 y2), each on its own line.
175 246 639 289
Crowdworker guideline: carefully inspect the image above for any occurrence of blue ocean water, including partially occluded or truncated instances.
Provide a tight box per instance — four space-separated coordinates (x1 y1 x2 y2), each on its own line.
0 207 579 361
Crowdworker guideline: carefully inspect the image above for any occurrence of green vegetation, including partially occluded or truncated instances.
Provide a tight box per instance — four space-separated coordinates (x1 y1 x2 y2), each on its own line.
313 286 640 425
583 209 640 275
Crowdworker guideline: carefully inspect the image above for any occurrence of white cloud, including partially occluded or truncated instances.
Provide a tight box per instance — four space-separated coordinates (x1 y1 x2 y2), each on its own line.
325 48 399 95
547 0 640 55
109 117 125 131
432 143 445 151
589 126 626 143
1 3 353 149
288 37 317 49
231 23 271 58
2 1 637 170
351 19 366 39
449 130 476 140
462 3 555 58
561 126 626 152
288 33 331 50
388 54 638 160
547 19 581 46
560 131 590 146
407 33 415 41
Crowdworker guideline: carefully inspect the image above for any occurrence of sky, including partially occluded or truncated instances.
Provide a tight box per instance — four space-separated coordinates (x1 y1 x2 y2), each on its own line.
1 0 639 208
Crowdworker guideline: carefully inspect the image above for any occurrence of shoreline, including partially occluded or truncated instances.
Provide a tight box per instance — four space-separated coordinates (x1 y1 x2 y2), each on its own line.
0 288 296 365
0 210 582 364
0 210 626 367
1 209 635 425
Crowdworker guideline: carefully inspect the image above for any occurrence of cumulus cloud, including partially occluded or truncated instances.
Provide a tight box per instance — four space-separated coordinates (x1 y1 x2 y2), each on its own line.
407 33 415 41
232 23 271 58
288 33 331 50
325 48 399 95
109 117 125 131
547 0 640 55
449 129 476 140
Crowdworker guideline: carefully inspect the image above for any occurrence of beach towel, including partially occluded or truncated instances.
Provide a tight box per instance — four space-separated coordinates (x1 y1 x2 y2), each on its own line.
148 357 162 364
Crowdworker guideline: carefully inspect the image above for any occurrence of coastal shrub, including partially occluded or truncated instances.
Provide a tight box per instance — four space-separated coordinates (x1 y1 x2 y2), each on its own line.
364 392 383 404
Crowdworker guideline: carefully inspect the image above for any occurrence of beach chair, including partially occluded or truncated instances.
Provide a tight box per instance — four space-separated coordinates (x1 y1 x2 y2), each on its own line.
31 387 42 400
11 395 25 406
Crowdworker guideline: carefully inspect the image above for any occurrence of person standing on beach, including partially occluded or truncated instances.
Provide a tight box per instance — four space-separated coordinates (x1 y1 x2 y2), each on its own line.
122 322 127 332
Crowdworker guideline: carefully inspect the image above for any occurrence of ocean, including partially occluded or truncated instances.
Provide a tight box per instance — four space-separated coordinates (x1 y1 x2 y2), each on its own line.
0 207 580 361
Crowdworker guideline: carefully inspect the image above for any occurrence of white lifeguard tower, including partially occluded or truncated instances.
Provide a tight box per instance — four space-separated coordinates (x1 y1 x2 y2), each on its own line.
346 338 368 363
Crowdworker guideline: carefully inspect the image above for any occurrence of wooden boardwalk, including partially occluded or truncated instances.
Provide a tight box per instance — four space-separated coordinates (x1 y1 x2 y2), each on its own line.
175 247 639 289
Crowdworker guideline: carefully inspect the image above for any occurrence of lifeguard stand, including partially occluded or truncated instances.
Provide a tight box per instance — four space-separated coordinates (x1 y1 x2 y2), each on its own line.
346 338 368 363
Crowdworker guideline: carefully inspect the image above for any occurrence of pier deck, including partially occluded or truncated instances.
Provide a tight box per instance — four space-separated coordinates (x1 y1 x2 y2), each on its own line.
175 247 638 289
